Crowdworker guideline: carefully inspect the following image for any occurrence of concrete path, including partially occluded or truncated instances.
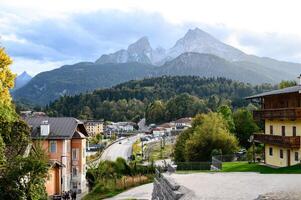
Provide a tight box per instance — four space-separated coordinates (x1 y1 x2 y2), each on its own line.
167 172 301 200
105 183 153 200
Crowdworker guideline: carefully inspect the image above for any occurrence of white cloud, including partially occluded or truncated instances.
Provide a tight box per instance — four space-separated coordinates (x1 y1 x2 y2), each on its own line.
2 0 301 74
2 0 301 35
11 57 79 76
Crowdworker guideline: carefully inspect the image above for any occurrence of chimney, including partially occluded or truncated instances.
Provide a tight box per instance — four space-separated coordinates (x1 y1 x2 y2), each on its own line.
40 120 50 136
298 74 301 85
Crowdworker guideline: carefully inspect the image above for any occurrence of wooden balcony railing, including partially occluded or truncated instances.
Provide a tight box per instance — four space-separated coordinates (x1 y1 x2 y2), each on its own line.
253 133 300 148
253 107 301 120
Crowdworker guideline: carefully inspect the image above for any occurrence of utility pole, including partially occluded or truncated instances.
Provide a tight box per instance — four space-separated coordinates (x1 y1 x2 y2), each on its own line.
160 137 163 159
253 140 255 163
141 140 144 160
248 135 255 163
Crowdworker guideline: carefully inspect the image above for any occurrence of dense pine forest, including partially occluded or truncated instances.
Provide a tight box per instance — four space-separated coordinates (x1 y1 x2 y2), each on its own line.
45 76 275 123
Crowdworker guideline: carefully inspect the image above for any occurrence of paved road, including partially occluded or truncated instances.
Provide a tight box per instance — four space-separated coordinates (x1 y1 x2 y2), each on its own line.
105 183 153 200
100 136 139 161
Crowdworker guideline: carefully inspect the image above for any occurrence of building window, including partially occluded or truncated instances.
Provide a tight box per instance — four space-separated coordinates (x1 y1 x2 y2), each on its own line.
293 126 297 137
67 140 71 153
72 167 78 177
280 149 283 159
295 152 299 161
281 126 285 136
269 125 273 135
72 148 78 160
72 182 77 189
49 141 56 153
269 147 273 156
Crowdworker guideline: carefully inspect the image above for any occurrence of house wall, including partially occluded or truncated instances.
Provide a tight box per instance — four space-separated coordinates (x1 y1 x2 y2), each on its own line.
265 119 301 136
153 130 165 137
45 167 60 196
264 119 301 167
71 138 87 193
265 144 301 167
37 139 72 194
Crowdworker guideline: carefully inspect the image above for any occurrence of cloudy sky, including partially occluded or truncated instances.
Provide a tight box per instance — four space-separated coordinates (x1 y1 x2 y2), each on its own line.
1 0 301 75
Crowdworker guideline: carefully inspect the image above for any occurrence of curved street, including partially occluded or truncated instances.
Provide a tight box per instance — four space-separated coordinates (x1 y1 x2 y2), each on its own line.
100 136 139 161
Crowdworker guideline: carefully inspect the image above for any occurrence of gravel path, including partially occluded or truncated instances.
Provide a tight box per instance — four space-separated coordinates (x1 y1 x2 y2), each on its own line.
167 172 301 200
105 183 153 200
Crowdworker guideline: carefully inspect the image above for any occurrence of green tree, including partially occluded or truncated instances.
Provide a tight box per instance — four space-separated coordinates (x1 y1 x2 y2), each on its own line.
174 129 192 162
165 93 206 121
80 106 94 119
218 105 236 133
115 157 131 176
279 80 297 89
0 48 48 199
233 108 259 147
207 95 220 111
183 113 239 161
145 100 166 124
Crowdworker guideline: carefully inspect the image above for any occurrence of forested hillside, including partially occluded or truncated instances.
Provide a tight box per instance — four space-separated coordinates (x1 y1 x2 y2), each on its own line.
45 76 275 123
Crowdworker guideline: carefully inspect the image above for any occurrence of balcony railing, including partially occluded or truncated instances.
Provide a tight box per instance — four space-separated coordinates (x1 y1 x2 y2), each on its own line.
253 107 301 120
253 133 300 148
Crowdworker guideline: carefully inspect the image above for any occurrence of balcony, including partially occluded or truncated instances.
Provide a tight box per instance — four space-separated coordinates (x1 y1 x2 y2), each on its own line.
253 107 301 121
253 133 300 148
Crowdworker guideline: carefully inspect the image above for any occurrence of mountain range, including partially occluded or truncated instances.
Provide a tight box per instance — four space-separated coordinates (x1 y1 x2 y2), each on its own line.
13 28 301 105
13 71 32 91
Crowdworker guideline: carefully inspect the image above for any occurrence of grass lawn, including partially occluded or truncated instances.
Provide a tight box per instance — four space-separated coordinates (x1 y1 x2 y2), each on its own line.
221 162 301 173
83 176 153 200
149 143 173 161
177 162 301 174
132 139 143 162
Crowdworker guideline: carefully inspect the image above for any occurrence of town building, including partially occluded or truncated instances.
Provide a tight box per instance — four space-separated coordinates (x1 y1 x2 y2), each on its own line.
152 127 166 137
157 123 176 136
25 117 89 197
83 120 104 136
20 110 47 118
247 84 301 167
174 117 192 130
104 122 135 137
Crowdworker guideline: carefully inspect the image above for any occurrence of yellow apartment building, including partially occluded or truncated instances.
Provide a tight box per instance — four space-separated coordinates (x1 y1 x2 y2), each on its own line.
83 120 104 136
247 85 301 167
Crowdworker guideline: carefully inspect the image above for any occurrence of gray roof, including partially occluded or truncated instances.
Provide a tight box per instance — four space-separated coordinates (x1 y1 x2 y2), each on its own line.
25 117 88 139
246 85 301 99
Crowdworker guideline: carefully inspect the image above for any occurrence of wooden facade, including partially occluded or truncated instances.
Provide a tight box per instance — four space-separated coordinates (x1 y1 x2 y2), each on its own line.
250 89 301 167
254 92 301 121
254 133 300 148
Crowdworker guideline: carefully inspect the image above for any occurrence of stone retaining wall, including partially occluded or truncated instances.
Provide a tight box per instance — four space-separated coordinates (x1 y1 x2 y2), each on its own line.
152 170 197 200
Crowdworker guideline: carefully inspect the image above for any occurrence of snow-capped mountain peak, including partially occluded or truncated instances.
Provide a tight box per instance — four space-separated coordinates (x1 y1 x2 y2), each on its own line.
167 27 246 61
95 27 248 64
96 37 154 64
127 36 152 53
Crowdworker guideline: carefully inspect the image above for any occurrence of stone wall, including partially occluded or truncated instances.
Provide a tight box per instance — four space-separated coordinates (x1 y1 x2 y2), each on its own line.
152 170 197 200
